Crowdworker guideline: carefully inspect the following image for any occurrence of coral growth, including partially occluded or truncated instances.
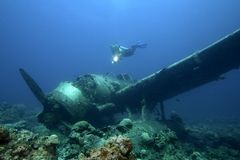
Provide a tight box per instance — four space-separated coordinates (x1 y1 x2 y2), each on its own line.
1 102 240 160
59 121 103 159
116 118 133 133
0 126 10 144
81 135 135 160
0 126 59 160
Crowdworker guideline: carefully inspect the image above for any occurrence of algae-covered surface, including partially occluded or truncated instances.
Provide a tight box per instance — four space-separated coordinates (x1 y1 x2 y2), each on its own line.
0 102 240 160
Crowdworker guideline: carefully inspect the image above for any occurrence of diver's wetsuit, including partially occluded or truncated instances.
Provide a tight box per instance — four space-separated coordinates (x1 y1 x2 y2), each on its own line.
111 43 147 58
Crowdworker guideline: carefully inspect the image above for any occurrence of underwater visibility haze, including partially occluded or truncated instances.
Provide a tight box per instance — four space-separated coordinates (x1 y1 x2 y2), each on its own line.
1 0 240 159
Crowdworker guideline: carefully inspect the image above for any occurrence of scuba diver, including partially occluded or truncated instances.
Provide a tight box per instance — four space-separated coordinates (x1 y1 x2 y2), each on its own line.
111 42 147 63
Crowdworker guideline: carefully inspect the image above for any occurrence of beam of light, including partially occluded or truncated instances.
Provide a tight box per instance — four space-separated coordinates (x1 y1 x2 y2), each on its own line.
112 55 119 63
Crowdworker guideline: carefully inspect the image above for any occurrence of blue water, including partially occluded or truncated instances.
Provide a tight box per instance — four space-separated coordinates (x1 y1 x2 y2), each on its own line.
1 0 240 121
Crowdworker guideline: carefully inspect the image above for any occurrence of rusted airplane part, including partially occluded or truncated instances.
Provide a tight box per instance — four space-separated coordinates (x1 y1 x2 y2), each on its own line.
19 69 49 108
19 70 133 128
20 28 240 129
114 28 240 111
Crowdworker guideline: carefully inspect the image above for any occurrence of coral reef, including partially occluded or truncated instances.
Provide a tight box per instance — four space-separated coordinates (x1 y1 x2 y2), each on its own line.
58 121 103 159
116 118 133 133
80 135 135 160
0 126 59 160
0 126 10 144
1 102 240 160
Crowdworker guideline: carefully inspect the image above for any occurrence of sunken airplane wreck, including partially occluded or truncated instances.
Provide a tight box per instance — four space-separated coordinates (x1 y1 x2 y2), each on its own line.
20 28 240 129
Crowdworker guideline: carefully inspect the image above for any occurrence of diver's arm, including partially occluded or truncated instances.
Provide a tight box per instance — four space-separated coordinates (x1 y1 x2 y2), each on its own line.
111 44 121 55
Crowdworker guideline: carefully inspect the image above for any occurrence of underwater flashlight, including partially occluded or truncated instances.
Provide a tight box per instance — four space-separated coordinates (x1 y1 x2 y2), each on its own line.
112 55 119 63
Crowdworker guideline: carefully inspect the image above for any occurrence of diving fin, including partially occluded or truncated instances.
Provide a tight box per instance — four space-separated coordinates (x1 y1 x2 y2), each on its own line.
19 68 50 109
